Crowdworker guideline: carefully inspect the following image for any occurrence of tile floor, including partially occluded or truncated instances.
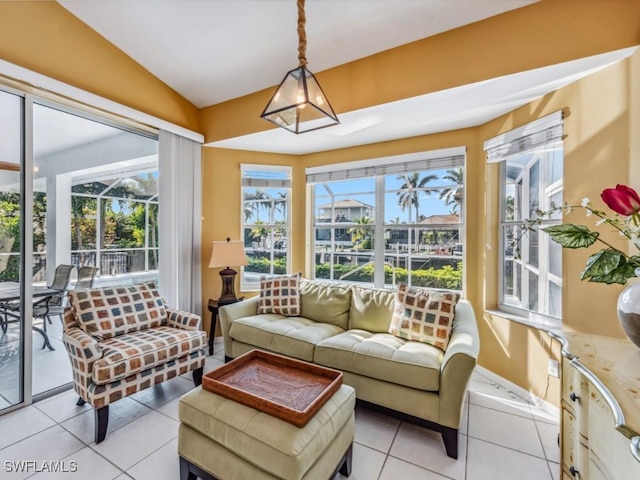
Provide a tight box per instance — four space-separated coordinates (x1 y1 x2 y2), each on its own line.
0 339 560 480
1 315 73 403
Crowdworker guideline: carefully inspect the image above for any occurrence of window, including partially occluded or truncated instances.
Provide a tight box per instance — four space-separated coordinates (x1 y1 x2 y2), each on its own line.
70 171 159 276
307 149 465 291
485 112 564 321
241 165 292 290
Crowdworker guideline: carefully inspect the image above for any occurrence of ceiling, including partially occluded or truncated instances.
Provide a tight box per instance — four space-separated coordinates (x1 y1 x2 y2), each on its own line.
57 0 636 154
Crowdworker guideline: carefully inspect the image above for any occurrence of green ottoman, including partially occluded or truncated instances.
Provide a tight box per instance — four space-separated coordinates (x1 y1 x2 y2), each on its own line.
178 384 355 480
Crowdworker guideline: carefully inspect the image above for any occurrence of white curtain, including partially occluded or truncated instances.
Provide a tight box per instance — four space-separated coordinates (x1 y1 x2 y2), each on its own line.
158 130 202 316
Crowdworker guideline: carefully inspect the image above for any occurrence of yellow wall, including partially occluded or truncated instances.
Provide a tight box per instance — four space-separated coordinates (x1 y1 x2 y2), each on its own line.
0 1 200 132
199 0 640 143
474 51 639 404
201 45 640 409
201 149 299 335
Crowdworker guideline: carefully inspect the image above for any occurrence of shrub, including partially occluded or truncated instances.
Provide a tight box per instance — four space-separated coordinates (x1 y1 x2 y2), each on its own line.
314 262 462 290
245 257 287 274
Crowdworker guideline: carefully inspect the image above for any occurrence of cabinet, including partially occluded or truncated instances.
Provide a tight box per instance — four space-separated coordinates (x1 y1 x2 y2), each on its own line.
551 332 640 479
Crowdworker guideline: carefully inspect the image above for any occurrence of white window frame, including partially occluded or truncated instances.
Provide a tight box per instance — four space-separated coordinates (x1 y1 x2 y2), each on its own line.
306 148 465 291
241 164 292 291
486 112 564 324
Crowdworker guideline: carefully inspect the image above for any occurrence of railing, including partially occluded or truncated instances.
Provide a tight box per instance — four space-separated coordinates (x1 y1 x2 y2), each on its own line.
71 248 159 275
0 248 158 283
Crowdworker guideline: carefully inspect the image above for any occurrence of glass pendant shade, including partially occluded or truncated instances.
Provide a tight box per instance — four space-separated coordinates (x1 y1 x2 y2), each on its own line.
260 65 339 134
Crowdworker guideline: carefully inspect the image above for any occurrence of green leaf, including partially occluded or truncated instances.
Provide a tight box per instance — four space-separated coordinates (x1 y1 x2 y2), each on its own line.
628 255 640 269
542 224 598 249
581 249 636 284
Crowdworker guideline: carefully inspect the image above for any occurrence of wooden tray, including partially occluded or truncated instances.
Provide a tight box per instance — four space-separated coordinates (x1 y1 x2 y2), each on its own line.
202 349 343 427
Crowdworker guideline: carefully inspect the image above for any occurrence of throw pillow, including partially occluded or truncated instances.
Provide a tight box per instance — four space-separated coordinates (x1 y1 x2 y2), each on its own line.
388 284 459 351
257 273 301 316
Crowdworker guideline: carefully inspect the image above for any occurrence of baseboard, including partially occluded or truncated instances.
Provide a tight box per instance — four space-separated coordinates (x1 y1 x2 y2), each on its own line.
474 365 560 419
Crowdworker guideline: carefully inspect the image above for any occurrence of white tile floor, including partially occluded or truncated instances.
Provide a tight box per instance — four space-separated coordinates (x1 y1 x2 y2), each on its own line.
0 339 560 479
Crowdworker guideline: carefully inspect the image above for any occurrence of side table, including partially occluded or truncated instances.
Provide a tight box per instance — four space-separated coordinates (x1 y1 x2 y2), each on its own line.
207 297 244 355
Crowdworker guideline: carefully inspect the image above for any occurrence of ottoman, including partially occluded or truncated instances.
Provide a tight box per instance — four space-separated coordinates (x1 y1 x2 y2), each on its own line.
178 384 355 480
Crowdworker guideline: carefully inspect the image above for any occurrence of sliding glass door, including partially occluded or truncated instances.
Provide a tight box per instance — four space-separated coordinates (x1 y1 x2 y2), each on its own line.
0 87 159 412
0 89 25 411
30 102 159 396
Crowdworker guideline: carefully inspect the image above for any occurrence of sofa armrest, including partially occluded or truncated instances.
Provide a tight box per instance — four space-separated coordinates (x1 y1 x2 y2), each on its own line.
166 308 202 331
439 300 480 429
218 296 260 357
62 326 102 399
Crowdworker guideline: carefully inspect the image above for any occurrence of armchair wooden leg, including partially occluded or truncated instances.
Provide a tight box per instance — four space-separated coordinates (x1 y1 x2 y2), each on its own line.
76 397 86 406
193 366 203 387
95 406 109 444
441 426 458 459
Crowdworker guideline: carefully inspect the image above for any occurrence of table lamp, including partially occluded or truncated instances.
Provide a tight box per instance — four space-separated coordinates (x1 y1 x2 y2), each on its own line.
208 238 248 303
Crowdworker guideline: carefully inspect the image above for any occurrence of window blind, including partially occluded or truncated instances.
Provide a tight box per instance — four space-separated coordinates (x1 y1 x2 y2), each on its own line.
305 147 465 184
484 111 564 163
241 164 292 188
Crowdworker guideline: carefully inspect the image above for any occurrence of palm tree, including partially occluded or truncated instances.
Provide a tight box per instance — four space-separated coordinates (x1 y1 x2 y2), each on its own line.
274 192 287 221
243 189 267 223
439 168 464 215
348 216 374 250
396 173 438 222
250 220 268 248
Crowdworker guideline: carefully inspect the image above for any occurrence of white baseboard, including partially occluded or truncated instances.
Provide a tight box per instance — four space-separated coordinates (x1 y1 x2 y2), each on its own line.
474 365 560 419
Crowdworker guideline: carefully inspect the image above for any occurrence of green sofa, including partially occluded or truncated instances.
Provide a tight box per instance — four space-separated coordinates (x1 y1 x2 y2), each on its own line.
219 279 480 459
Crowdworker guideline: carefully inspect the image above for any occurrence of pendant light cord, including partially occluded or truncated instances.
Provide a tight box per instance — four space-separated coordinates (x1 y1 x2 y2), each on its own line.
297 0 307 67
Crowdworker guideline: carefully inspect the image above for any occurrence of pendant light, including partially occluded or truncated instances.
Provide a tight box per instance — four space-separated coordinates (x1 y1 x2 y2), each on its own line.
260 0 339 134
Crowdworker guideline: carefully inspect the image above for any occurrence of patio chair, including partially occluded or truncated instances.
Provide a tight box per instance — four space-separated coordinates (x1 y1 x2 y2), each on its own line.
33 264 75 331
75 265 97 289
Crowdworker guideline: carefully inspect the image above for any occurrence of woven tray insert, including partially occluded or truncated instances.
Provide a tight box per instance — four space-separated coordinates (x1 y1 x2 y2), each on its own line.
202 350 343 427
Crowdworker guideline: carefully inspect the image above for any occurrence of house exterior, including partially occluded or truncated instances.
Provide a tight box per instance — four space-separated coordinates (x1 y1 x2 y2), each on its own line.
316 199 375 222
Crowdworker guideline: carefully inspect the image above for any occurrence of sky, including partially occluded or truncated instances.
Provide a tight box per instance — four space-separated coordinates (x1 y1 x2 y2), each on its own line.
314 169 461 223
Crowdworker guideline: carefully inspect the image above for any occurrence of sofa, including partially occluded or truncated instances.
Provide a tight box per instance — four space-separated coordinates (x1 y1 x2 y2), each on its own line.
62 282 207 443
219 278 480 459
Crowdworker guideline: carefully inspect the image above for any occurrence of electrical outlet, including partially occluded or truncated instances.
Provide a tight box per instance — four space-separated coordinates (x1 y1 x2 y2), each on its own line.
548 359 559 378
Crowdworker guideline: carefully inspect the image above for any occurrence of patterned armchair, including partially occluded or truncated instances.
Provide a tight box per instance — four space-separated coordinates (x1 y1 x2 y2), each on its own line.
62 282 206 443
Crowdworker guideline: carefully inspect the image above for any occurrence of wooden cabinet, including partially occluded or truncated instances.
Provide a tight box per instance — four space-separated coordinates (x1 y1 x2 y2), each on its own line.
561 355 590 478
551 332 640 480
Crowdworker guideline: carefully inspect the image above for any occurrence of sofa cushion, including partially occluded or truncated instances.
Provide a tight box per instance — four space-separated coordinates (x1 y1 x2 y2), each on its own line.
314 330 442 391
229 314 344 362
70 282 166 340
299 279 352 330
389 284 459 351
257 273 301 316
92 326 207 384
349 285 395 332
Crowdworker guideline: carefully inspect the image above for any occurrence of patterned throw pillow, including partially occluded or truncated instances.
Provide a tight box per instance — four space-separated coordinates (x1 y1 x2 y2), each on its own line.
257 273 301 316
388 284 459 351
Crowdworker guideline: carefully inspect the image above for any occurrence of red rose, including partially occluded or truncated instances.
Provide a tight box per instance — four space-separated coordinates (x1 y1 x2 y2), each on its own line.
601 184 640 216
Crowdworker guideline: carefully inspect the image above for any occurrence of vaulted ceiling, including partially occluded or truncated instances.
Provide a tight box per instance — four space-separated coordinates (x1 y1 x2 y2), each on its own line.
57 1 635 154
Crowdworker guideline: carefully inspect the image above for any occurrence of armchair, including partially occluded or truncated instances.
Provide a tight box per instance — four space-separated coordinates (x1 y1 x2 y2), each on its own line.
62 282 206 443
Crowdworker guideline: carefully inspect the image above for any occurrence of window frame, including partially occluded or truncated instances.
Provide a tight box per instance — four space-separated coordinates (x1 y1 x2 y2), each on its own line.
240 164 292 292
489 112 564 324
307 149 465 292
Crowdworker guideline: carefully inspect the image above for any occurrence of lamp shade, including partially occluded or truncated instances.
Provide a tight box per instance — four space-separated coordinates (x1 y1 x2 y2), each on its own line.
208 240 248 269
260 66 339 134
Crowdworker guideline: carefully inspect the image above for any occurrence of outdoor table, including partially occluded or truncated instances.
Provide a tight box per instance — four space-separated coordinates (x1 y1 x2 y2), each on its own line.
0 282 64 351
